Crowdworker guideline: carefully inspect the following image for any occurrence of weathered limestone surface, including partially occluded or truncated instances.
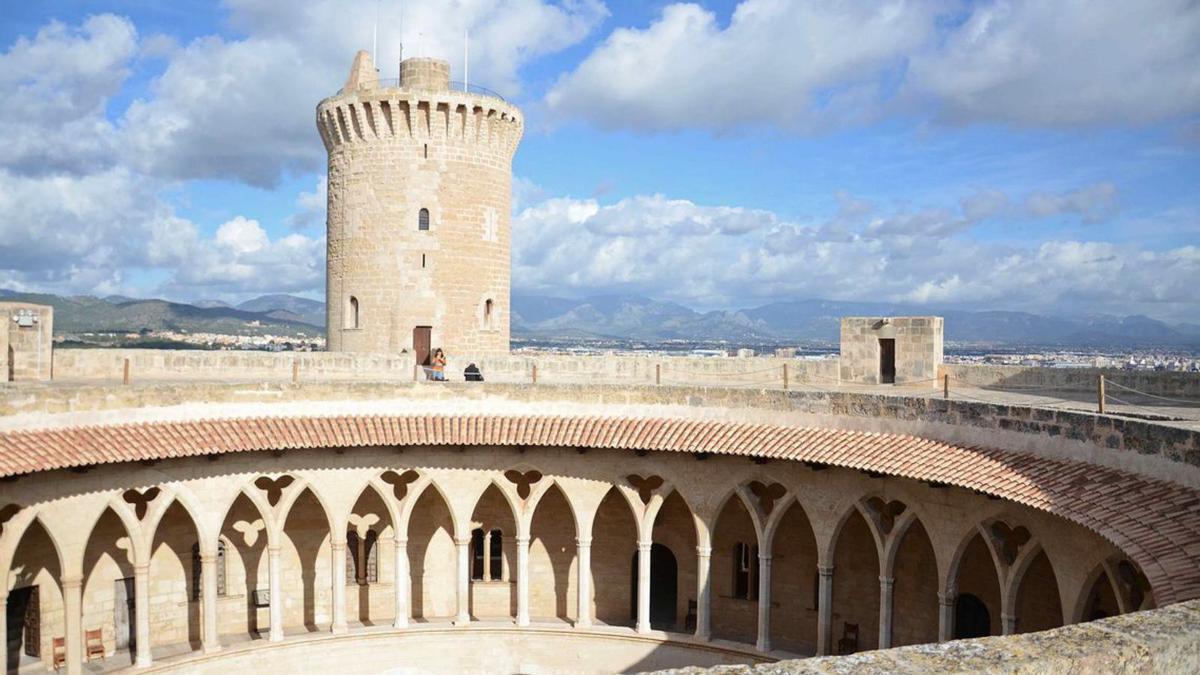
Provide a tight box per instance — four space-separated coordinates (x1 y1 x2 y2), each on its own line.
839 317 944 385
643 598 1200 674
318 53 522 356
0 302 53 381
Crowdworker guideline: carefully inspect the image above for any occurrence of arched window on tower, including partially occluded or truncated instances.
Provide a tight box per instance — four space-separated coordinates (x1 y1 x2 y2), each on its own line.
732 542 758 600
346 296 360 329
418 208 430 231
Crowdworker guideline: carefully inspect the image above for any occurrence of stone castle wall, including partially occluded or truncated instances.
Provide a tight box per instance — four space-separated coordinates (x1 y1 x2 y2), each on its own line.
318 55 522 357
0 302 53 381
839 317 944 385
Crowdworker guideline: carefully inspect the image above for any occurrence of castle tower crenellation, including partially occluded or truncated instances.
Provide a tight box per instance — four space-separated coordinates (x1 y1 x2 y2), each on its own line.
318 50 523 360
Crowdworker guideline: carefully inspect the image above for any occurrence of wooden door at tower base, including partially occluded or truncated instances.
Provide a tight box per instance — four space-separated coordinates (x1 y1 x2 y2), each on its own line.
413 326 432 366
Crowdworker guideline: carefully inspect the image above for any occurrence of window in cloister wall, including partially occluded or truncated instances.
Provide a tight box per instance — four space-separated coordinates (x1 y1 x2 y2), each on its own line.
191 541 227 599
347 530 379 585
732 542 758 600
471 527 504 580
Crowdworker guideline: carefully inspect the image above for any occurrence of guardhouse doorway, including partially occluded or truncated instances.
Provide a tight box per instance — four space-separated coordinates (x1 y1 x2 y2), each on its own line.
879 338 896 384
413 326 432 366
6 586 39 671
629 544 678 629
954 593 991 639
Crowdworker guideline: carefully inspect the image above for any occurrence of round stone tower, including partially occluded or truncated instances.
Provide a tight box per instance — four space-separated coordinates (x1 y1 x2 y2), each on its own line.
317 51 523 360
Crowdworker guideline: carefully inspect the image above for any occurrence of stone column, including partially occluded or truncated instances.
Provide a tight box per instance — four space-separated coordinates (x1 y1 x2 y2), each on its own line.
575 538 592 628
878 576 895 649
0 589 7 675
62 576 83 675
636 541 652 634
134 562 152 667
695 546 712 640
482 531 492 582
756 554 773 652
516 535 531 626
455 537 471 625
268 546 284 642
331 539 348 634
200 553 221 653
393 538 409 628
1001 612 1016 635
937 591 956 642
816 565 834 656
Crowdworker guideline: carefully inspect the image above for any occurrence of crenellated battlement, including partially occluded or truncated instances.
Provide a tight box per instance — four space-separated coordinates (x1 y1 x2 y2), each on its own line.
316 90 523 158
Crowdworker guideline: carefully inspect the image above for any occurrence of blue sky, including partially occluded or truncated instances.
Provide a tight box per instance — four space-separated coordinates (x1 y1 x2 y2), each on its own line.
1 0 1197 320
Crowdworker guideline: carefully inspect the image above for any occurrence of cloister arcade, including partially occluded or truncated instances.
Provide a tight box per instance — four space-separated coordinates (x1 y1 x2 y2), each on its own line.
1 442 1152 674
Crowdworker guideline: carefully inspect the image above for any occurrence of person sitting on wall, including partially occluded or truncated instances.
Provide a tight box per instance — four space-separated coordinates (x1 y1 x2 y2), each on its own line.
464 363 483 382
430 347 447 381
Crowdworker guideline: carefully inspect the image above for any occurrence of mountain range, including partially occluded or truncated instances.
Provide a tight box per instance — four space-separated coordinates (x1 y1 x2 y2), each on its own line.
2 288 1196 347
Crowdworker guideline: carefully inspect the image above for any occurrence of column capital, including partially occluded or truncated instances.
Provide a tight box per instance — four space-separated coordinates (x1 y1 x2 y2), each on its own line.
61 575 83 589
637 540 652 552
695 545 712 557
516 535 530 545
454 537 472 546
199 553 219 564
758 553 773 563
879 575 895 588
818 564 835 577
575 538 592 548
394 537 409 546
938 590 957 606
134 562 150 574
268 544 282 555
331 539 347 550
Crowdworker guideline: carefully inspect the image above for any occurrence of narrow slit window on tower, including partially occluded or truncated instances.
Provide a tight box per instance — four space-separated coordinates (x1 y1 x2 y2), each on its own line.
347 296 360 329
418 208 430 231
483 298 494 329
424 143 428 159
421 254 427 268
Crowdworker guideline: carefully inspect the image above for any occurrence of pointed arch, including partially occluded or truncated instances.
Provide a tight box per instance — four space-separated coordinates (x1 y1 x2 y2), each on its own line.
890 516 939 646
279 486 332 633
406 478 457 620
831 506 881 652
345 482 394 625
528 482 577 622
468 483 517 619
218 490 271 639
769 497 820 654
951 529 1003 638
1012 547 1063 634
650 489 696 632
6 516 65 667
1073 561 1123 623
590 485 639 628
81 505 138 658
711 487 761 645
150 499 203 651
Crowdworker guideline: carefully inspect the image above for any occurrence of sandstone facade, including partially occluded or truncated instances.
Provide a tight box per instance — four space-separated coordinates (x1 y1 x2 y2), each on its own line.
840 317 944 385
1 302 53 382
318 52 522 357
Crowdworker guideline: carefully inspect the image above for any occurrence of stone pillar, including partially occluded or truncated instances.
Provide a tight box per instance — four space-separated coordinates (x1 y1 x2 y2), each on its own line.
200 553 221 653
816 565 834 656
516 535 531 626
756 554 773 652
331 539 348 634
575 538 592 628
695 546 712 640
455 537 471 625
0 590 7 675
62 576 83 675
636 541 652 634
134 562 152 667
938 591 956 642
482 531 493 582
268 546 284 642
878 576 895 649
393 538 409 628
1001 612 1016 635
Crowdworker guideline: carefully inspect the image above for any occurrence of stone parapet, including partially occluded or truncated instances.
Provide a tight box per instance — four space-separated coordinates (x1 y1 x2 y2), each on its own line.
645 598 1200 674
942 363 1200 399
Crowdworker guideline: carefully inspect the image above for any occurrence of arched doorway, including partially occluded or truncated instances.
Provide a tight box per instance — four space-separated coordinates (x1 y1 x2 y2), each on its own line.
954 593 990 639
630 544 677 629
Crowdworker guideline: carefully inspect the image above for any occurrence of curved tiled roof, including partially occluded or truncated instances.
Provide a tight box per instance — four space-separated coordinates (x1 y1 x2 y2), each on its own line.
1 414 1198 603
